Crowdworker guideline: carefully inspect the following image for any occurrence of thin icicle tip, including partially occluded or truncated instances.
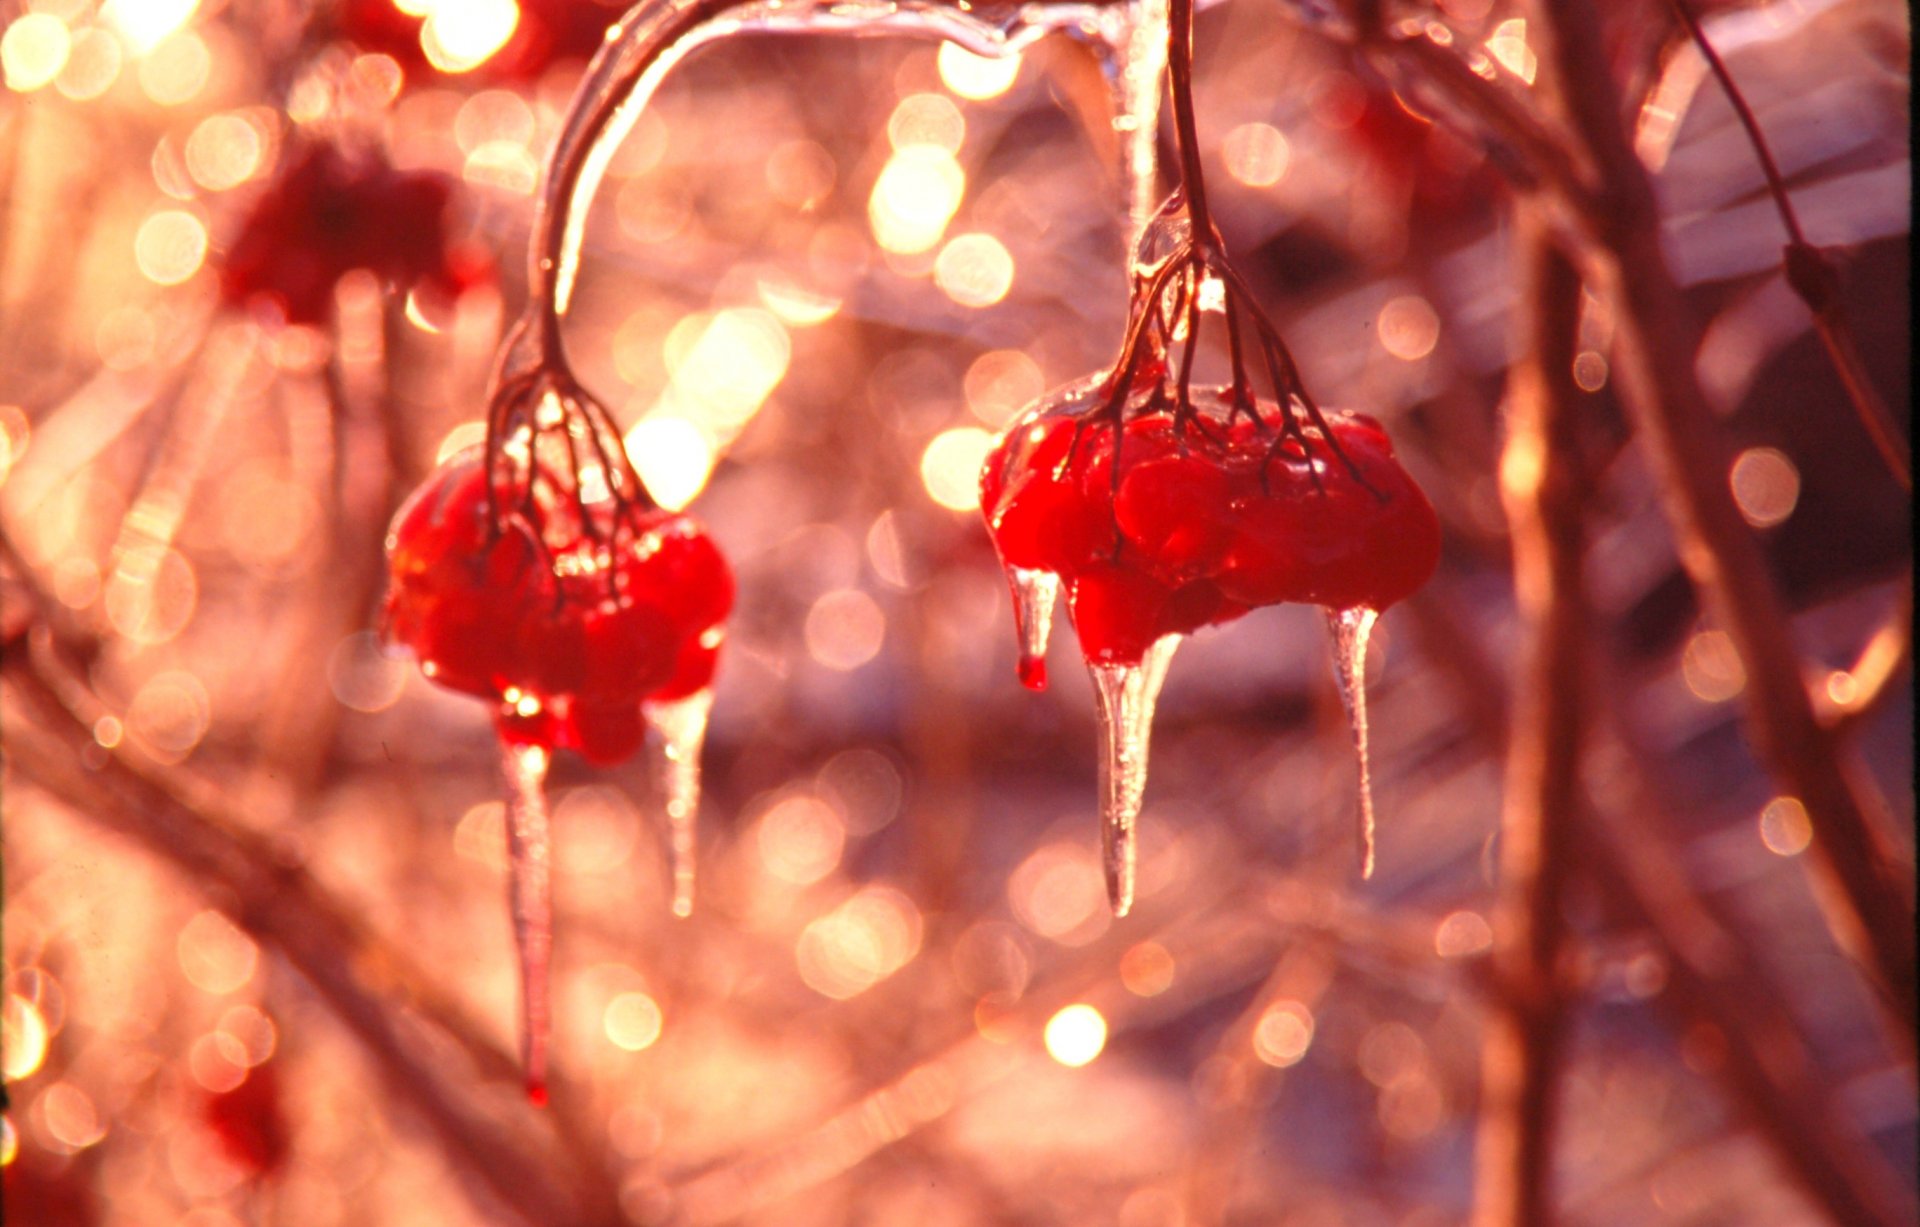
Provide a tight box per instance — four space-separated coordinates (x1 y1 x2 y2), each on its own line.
1088 635 1182 916
1324 607 1379 880
646 689 714 919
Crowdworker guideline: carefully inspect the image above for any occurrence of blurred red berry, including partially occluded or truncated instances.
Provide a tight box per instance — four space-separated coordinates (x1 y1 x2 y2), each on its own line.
221 142 485 326
203 1064 291 1179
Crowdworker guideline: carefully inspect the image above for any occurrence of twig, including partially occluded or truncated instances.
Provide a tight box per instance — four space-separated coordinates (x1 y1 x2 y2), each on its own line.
1412 582 1917 1227
1581 713 1918 1227
1470 222 1588 1227
1823 588 1913 736
0 643 626 1227
1525 0 1915 1040
1666 0 1909 489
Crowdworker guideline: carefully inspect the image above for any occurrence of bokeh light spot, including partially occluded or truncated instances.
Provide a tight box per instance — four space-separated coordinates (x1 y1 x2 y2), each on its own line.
796 886 923 999
135 210 208 286
964 349 1043 427
1118 942 1175 997
137 31 211 106
1252 1000 1315 1067
804 588 885 671
1681 628 1746 702
1223 122 1290 187
889 92 965 154
933 233 1014 308
1044 1004 1107 1067
185 113 266 192
127 669 212 762
604 992 664 1052
757 793 847 886
422 0 519 74
328 631 409 713
869 147 965 255
1729 446 1799 529
920 426 995 511
1434 909 1494 957
625 415 715 511
177 910 258 995
102 0 199 56
2 994 50 1080
1377 295 1440 361
3 13 71 92
1758 796 1813 857
938 42 1019 100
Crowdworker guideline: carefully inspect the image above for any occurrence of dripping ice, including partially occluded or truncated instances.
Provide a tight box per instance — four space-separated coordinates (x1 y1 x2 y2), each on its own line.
644 689 714 918
1324 606 1379 879
1088 634 1181 916
500 736 555 1104
1007 566 1060 691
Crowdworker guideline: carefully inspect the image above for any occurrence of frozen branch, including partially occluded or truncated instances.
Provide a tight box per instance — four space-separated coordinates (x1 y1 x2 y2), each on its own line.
1470 221 1588 1227
1525 0 1915 1039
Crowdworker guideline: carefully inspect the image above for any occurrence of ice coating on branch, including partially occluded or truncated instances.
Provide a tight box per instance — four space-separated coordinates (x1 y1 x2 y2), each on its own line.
644 689 713 918
535 0 1145 315
1130 186 1194 281
1088 634 1180 915
1008 566 1060 691
499 736 555 1104
1324 606 1379 879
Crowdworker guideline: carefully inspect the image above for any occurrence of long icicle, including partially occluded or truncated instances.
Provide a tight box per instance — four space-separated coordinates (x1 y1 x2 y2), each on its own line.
1324 606 1380 878
645 689 714 918
500 736 555 1103
1088 634 1182 915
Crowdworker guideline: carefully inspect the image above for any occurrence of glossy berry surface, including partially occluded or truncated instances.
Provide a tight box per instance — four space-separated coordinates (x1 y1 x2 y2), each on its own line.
221 142 486 325
384 453 733 765
981 393 1439 666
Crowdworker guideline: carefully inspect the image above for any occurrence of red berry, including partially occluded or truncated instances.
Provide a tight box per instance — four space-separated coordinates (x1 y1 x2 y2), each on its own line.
981 413 1114 575
1068 564 1176 666
981 391 1438 669
1114 449 1236 580
384 453 734 765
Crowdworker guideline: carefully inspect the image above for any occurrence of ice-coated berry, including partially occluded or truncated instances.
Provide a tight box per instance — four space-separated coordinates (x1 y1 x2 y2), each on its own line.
383 452 733 765
981 393 1439 667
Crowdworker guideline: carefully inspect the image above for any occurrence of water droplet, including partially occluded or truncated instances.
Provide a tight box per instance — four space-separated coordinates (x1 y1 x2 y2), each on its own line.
1007 565 1059 690
1324 606 1379 878
1087 635 1181 915
499 734 554 1103
644 690 713 918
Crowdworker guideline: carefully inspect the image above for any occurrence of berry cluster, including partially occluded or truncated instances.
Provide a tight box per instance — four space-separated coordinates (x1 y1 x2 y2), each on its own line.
382 452 733 764
982 387 1439 671
221 142 486 326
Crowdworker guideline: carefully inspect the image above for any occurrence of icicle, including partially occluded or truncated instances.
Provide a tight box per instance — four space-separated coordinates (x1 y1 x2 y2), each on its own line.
643 689 714 918
499 736 554 1104
1007 566 1061 691
1087 634 1181 916
1324 606 1380 879
1099 0 1170 248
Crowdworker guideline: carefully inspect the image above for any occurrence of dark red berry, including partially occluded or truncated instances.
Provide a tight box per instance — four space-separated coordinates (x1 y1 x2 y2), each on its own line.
204 1064 290 1179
